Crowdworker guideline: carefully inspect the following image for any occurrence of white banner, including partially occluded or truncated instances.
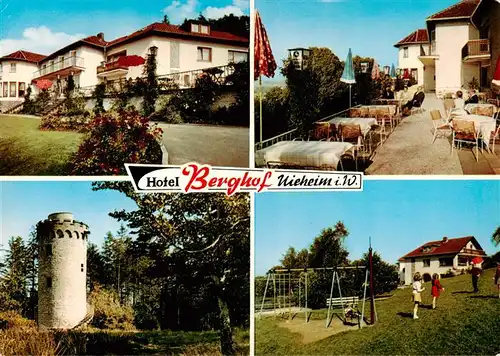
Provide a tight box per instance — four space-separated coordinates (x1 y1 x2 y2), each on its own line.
126 163 363 195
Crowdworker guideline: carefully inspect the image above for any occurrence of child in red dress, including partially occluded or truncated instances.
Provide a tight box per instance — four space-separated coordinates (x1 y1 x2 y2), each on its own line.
431 273 444 309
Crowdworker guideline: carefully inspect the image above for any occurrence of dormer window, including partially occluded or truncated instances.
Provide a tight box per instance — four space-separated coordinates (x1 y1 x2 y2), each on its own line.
191 23 210 34
191 23 199 32
200 25 209 34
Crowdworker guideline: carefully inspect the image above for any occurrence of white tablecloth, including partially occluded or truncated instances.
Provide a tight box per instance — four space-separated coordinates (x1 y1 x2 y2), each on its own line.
326 117 377 137
255 141 354 169
453 114 496 148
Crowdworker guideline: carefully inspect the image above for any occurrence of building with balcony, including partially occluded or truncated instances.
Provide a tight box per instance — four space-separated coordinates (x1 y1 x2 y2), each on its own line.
398 236 486 285
0 50 46 108
394 0 492 96
3 19 248 101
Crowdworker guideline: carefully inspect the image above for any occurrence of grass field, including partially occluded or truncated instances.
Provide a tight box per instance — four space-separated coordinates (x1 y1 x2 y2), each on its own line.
0 115 82 175
256 268 500 355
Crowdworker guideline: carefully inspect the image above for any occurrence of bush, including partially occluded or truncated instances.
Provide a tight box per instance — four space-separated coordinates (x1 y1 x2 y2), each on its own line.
148 95 183 123
40 112 92 132
89 285 135 330
71 110 163 175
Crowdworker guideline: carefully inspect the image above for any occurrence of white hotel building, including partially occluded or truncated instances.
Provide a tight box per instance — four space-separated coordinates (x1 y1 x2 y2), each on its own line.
0 20 249 109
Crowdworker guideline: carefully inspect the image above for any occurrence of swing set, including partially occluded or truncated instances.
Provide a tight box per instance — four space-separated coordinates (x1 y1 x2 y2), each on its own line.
257 247 378 329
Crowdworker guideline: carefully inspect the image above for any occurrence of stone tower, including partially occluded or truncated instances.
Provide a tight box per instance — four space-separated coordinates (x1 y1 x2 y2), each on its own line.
37 212 89 329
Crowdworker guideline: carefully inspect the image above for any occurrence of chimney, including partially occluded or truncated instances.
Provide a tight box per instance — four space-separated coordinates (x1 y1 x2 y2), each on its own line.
442 236 448 243
97 32 105 40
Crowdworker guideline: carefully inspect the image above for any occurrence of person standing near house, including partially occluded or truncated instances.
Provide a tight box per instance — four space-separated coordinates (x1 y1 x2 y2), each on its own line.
412 272 425 319
494 262 500 299
471 264 482 293
431 273 444 309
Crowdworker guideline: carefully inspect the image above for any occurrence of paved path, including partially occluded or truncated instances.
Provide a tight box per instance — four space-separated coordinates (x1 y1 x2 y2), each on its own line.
366 94 499 175
158 123 249 167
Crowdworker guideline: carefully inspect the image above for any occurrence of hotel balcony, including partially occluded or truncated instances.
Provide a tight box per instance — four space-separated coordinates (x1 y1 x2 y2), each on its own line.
418 42 439 66
33 56 85 80
462 39 490 63
96 61 129 79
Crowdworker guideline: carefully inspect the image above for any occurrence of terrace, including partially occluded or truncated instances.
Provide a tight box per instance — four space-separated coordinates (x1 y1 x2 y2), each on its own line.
461 39 491 63
33 56 85 80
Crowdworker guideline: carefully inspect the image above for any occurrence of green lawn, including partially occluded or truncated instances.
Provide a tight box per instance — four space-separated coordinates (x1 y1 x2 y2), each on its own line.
0 115 83 175
256 269 500 355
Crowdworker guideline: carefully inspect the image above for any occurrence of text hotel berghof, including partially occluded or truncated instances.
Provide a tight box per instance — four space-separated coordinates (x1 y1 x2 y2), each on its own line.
126 163 363 195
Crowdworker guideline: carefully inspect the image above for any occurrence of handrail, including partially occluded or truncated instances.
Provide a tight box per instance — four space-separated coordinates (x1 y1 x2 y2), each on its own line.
33 56 85 78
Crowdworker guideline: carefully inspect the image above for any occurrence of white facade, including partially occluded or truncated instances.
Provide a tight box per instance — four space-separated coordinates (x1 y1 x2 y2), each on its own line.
38 212 89 329
397 44 424 85
0 60 37 101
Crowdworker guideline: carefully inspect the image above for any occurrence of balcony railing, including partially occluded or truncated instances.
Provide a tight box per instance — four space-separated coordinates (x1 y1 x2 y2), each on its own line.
158 65 235 88
419 42 438 57
97 61 129 74
462 39 490 60
33 56 84 78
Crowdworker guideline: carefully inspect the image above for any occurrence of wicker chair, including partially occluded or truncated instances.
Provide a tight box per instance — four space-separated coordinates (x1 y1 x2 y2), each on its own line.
476 106 495 117
451 119 479 162
310 122 331 141
430 109 451 144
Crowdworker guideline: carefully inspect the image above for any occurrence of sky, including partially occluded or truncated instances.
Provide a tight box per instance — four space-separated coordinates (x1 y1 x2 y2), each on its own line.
256 0 459 83
0 181 138 251
254 180 500 276
0 0 249 57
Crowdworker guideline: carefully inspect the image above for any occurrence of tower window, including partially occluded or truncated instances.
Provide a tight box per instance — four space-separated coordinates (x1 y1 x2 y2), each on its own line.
46 277 52 288
66 230 72 238
81 263 84 272
46 244 53 257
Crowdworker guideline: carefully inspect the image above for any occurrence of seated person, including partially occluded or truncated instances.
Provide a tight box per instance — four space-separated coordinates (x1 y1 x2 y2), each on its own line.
454 91 465 109
465 90 479 105
382 87 395 99
402 88 425 116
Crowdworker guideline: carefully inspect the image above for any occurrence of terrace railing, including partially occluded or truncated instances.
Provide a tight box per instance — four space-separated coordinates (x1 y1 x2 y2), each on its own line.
254 106 360 151
462 39 490 60
33 56 84 79
97 61 129 74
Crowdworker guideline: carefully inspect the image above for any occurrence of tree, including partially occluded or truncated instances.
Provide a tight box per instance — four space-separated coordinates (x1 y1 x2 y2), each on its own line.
208 14 250 38
492 226 500 247
92 83 106 114
308 222 349 268
23 86 35 115
0 237 30 313
162 15 170 24
92 182 249 355
142 49 159 117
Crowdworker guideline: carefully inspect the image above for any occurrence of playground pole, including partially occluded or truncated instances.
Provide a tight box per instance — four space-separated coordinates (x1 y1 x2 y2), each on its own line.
305 272 308 323
273 274 277 319
259 274 271 318
326 271 336 328
369 238 376 324
360 269 369 328
288 272 292 321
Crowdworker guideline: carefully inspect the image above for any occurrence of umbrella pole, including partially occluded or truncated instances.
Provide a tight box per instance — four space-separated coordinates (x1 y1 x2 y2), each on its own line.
259 75 263 149
349 84 352 108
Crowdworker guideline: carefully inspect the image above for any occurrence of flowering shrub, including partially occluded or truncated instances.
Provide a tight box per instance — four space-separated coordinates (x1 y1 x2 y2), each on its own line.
71 110 163 175
40 112 91 132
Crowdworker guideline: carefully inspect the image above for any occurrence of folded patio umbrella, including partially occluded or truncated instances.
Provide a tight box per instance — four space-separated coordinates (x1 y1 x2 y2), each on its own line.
254 10 277 147
371 60 380 81
390 63 396 78
35 79 53 90
403 68 410 80
341 48 356 108
492 55 500 88
471 256 484 264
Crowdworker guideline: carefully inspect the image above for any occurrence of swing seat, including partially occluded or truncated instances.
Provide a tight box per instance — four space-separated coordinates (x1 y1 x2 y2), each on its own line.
326 296 361 325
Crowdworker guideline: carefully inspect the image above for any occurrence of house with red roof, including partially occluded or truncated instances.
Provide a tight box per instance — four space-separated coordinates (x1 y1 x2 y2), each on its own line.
1 19 248 108
398 236 486 285
0 50 46 107
394 0 493 96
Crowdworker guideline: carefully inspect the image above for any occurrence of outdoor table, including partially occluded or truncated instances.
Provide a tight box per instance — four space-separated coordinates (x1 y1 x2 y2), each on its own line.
453 114 496 149
255 141 354 170
360 105 397 116
464 103 497 115
326 117 377 137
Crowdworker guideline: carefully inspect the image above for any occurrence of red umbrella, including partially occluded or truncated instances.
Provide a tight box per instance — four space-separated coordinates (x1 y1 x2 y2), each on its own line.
255 10 277 147
117 55 146 67
471 257 484 264
403 68 410 80
254 11 277 79
492 55 500 87
35 79 53 90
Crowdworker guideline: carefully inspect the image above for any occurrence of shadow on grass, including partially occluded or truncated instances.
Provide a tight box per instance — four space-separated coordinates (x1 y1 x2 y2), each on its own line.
396 312 413 319
452 291 474 295
468 295 500 299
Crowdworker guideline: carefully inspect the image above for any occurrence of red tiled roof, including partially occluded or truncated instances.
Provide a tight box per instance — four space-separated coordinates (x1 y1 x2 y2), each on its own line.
81 35 108 47
427 0 481 21
395 29 429 47
399 236 485 261
107 22 248 48
1 50 46 63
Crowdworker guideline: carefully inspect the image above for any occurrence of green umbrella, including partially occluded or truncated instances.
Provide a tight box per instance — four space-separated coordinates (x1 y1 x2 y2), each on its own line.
341 48 356 108
390 63 396 78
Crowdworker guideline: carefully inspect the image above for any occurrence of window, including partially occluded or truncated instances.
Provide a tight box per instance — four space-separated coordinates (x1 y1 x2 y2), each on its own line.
439 257 453 267
228 50 248 63
458 257 468 266
10 63 16 73
66 230 72 238
411 69 418 80
18 82 26 98
56 229 64 238
3 82 8 97
200 25 209 34
107 50 127 63
9 82 16 97
423 259 430 267
191 23 199 33
197 47 212 62
81 263 84 272
403 47 409 58
46 277 52 288
46 244 53 257
0 63 2 73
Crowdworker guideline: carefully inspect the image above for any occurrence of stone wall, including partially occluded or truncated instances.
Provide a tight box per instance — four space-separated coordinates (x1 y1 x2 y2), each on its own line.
38 212 89 329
